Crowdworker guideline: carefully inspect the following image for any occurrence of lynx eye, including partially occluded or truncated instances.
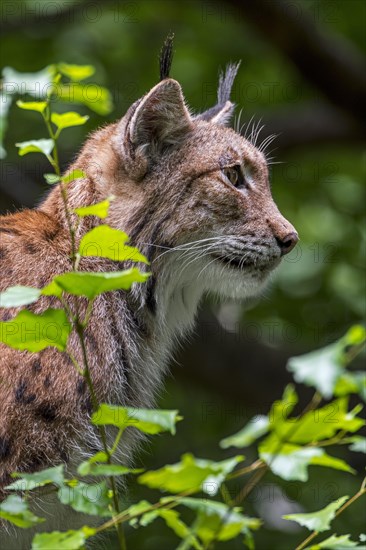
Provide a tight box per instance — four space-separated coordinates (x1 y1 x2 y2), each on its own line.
222 165 245 189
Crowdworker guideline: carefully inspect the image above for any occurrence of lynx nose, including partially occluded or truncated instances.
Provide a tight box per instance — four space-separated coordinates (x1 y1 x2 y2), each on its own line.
276 232 299 256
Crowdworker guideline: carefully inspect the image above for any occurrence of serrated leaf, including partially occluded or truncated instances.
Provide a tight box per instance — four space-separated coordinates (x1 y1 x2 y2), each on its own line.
283 496 348 532
31 526 96 549
0 495 45 528
79 225 148 263
259 435 354 481
16 139 54 158
51 112 89 131
92 405 180 435
305 533 362 549
16 100 48 113
220 415 269 449
58 481 112 517
44 173 61 185
74 197 114 219
46 269 149 300
287 325 366 399
0 308 71 352
54 83 113 115
274 398 365 445
57 63 95 81
61 169 86 184
0 285 41 308
6 465 64 491
138 454 244 495
288 344 342 399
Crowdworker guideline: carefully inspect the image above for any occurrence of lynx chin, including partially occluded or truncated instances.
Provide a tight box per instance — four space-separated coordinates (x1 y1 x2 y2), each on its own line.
0 43 298 546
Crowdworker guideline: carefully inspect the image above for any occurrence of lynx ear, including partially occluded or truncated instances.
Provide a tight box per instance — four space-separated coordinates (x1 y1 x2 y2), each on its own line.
129 79 192 154
197 62 240 126
119 79 192 178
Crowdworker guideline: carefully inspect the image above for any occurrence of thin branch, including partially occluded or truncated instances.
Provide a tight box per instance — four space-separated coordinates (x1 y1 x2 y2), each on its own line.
295 476 366 550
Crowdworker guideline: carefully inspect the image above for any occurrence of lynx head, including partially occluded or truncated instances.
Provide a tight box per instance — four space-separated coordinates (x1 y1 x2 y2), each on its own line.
107 39 298 317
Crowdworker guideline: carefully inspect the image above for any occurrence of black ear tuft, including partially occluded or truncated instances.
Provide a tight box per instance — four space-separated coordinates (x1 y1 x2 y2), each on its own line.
195 61 241 126
217 61 241 104
159 33 175 81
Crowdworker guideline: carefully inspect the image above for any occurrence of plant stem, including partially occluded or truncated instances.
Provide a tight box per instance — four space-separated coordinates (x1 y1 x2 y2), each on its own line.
295 476 366 550
42 104 77 269
75 320 126 550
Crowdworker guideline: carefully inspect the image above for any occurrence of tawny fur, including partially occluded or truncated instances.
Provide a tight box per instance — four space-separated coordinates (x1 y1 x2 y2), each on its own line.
0 72 297 546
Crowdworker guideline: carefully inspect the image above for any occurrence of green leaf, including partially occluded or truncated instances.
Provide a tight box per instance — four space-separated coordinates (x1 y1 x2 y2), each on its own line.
305 533 362 549
6 465 64 491
345 325 366 346
2 65 55 98
55 83 113 115
309 453 355 474
51 112 89 131
61 169 86 184
0 495 45 528
335 372 366 402
44 173 61 185
92 405 181 435
138 454 244 495
74 197 114 219
57 63 95 81
287 325 366 399
31 526 96 549
58 481 112 517
16 139 54 158
159 509 202 548
220 415 269 449
125 407 182 435
77 462 142 477
259 435 354 481
127 500 153 526
269 384 299 424
0 285 41 308
283 496 348 532
79 225 148 263
134 508 203 550
16 100 48 113
288 344 342 399
47 269 149 300
0 308 71 352
274 398 365 445
349 436 366 453
176 498 261 546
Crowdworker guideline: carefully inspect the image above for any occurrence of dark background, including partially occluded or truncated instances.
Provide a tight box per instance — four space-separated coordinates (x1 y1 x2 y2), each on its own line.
1 1 365 548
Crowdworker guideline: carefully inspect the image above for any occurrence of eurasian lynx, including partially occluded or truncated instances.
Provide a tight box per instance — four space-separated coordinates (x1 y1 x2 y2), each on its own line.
0 42 297 546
